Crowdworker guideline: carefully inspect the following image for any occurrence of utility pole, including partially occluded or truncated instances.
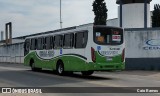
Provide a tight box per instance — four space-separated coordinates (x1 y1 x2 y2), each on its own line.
60 0 63 29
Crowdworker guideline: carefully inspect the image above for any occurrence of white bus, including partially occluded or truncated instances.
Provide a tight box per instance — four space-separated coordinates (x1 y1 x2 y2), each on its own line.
24 24 125 76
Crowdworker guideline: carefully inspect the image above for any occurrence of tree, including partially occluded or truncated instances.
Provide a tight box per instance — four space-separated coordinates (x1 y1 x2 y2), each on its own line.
152 4 160 27
92 0 108 25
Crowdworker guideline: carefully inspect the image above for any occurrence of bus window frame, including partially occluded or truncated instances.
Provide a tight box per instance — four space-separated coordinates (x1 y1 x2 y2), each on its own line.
54 35 63 49
74 31 88 49
93 26 123 45
37 37 44 50
63 33 74 49
30 38 37 50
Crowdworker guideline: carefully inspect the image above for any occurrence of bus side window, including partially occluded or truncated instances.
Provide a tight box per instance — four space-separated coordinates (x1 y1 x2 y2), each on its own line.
54 35 63 49
60 35 63 48
63 34 66 48
37 37 43 50
37 38 40 50
31 38 35 50
40 38 43 50
75 31 88 48
35 38 37 50
75 32 83 48
63 33 73 49
50 36 54 49
83 32 88 48
53 36 56 49
30 39 33 50
46 36 51 49
43 37 46 49
31 38 37 50
70 33 74 48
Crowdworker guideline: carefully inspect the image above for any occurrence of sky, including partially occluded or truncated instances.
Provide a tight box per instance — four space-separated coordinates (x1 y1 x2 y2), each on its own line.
0 0 159 38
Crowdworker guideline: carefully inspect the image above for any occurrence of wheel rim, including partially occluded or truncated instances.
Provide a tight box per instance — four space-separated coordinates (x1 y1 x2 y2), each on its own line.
58 64 63 74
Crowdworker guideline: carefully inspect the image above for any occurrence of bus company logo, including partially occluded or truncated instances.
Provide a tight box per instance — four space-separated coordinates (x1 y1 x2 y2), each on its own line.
143 39 160 50
146 39 160 46
39 50 54 57
37 50 55 60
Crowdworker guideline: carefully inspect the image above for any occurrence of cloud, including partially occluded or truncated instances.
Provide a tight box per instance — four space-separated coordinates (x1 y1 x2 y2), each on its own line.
0 0 60 37
62 0 94 27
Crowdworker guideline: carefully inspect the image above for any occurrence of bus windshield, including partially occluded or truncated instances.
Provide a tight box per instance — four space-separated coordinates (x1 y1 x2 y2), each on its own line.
93 26 123 45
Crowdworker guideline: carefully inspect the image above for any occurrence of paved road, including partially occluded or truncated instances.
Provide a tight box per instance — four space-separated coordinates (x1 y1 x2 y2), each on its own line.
0 63 160 96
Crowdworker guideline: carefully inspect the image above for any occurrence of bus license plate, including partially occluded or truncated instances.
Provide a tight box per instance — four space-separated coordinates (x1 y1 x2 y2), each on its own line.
106 57 112 61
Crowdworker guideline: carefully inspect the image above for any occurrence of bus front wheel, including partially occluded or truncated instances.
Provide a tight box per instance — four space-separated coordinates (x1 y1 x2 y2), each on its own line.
56 61 64 75
81 71 94 76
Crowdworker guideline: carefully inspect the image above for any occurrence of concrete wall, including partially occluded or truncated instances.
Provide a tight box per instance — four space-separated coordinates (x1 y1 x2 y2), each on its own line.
0 43 24 63
125 28 160 70
107 18 119 27
118 3 151 28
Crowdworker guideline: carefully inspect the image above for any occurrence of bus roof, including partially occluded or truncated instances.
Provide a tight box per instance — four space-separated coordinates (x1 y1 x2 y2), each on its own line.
25 24 122 39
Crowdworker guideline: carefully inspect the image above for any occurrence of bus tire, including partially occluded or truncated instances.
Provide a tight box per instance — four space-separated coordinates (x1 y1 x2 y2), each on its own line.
30 61 36 71
81 71 94 76
56 61 64 75
30 60 41 71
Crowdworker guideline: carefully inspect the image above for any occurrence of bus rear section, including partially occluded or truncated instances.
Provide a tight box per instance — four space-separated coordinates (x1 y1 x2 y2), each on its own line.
90 26 125 71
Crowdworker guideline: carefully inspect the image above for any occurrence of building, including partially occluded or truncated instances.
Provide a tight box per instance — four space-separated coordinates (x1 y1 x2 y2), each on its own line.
107 0 152 28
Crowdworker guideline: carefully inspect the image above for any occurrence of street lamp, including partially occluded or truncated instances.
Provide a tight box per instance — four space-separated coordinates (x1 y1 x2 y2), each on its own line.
60 0 63 29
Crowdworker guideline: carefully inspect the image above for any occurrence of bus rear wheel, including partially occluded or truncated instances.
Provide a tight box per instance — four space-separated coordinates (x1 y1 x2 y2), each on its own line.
81 71 94 76
31 62 37 71
30 60 41 71
56 62 64 75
